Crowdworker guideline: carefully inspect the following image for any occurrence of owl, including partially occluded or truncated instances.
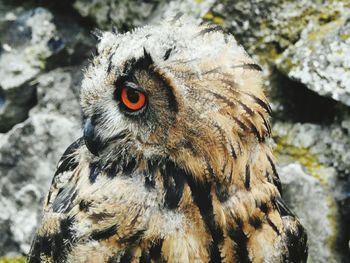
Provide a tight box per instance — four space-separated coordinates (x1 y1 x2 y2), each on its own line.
27 16 307 263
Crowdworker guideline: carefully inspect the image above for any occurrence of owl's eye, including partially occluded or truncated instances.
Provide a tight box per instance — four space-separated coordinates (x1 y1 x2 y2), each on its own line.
120 86 146 111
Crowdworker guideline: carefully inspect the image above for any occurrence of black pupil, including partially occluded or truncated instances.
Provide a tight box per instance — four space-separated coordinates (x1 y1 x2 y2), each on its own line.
126 89 140 103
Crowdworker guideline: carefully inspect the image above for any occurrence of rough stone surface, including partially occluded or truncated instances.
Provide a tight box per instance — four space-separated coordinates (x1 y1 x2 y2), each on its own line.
273 121 350 176
274 120 350 262
0 7 63 132
277 8 350 106
73 0 215 29
0 113 80 255
278 163 338 263
31 68 81 120
0 4 94 133
210 0 350 107
0 3 89 256
73 0 160 30
0 64 83 255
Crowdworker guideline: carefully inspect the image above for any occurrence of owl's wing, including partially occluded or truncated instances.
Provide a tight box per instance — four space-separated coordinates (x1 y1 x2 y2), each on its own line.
44 137 84 213
277 196 308 263
27 137 84 262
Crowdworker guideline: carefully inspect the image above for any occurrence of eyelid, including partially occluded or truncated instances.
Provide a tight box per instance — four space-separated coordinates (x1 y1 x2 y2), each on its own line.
123 81 146 93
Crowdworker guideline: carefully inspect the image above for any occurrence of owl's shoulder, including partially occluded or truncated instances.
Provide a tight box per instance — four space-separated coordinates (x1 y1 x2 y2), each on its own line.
43 137 85 213
277 197 308 263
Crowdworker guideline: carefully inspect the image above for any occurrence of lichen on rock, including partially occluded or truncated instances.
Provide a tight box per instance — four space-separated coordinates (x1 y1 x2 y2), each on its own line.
277 7 350 106
210 0 350 108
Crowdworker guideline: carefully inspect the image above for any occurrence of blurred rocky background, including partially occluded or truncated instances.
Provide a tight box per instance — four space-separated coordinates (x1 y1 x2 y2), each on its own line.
0 0 349 262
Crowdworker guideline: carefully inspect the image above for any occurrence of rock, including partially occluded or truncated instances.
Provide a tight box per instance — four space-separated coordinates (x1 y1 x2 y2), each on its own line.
0 7 63 132
277 8 350 106
0 113 80 255
210 0 350 107
150 0 215 24
73 0 214 30
274 120 350 262
0 2 92 256
210 0 315 62
0 65 83 255
273 121 350 176
31 68 82 120
0 4 94 133
73 0 159 30
45 10 95 69
278 163 339 263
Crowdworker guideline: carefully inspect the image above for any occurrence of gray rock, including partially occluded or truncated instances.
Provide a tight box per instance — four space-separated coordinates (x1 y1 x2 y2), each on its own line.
73 0 160 29
210 0 350 106
273 121 350 175
150 0 215 24
277 8 350 106
46 11 95 69
0 3 92 256
273 120 350 262
0 64 83 255
31 68 81 120
210 0 317 61
0 113 80 255
0 7 64 132
73 0 214 30
278 163 339 263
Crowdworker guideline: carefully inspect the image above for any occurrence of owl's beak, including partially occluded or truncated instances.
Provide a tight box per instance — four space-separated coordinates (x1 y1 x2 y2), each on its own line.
83 117 100 156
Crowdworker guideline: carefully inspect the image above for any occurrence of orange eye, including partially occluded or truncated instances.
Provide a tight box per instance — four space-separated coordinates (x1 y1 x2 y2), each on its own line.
121 87 146 111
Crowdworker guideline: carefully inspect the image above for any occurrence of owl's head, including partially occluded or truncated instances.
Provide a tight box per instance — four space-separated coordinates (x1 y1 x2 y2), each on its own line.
80 17 271 187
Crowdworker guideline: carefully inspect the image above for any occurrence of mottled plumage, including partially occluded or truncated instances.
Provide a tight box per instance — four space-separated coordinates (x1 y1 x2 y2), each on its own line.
28 17 307 263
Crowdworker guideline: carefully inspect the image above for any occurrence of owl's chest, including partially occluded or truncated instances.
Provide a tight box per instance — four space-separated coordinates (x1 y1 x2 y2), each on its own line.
72 169 187 239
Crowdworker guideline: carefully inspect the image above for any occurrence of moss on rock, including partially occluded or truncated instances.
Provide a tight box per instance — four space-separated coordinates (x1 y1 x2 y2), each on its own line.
274 134 328 185
0 257 26 263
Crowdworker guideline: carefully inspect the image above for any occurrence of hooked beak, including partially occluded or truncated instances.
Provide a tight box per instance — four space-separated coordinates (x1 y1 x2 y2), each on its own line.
83 117 101 156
